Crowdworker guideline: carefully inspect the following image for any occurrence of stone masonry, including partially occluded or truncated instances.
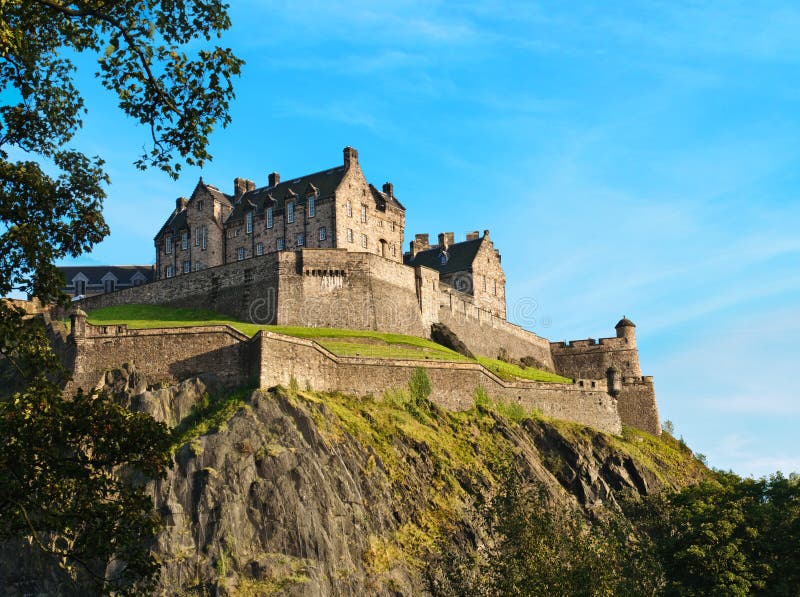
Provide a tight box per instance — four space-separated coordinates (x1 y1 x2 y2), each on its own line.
69 148 662 435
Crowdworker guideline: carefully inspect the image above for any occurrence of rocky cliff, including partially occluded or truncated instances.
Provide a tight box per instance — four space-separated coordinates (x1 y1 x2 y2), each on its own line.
3 367 707 595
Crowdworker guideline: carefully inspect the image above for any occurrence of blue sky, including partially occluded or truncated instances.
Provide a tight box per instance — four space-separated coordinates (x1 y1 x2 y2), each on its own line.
52 1 799 476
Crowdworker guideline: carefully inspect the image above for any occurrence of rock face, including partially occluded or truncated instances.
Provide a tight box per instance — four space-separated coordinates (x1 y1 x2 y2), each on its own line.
430 323 475 359
1 368 704 595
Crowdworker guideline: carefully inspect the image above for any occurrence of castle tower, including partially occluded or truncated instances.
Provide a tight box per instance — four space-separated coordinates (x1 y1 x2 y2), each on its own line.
615 316 637 348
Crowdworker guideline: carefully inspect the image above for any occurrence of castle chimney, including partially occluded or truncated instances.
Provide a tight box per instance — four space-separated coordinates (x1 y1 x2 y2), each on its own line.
483 229 490 239
234 177 254 199
466 230 480 241
382 182 394 197
343 146 359 168
175 197 188 213
269 171 280 187
438 232 454 249
410 233 430 257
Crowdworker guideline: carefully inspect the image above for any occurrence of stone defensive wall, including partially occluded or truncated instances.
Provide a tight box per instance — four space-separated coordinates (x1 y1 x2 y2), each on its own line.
78 249 439 338
65 316 258 394
59 317 623 435
550 336 642 378
76 248 556 365
250 331 620 435
438 289 555 369
616 376 660 437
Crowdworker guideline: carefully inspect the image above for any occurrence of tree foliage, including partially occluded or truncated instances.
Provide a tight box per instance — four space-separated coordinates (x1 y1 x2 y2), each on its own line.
0 0 242 591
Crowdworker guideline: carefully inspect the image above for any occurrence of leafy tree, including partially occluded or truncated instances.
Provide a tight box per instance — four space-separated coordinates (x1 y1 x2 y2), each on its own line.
629 471 800 596
0 0 242 591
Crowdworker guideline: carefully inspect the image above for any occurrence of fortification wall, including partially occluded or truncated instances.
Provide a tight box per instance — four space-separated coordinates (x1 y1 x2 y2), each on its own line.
277 250 428 336
437 291 555 369
256 332 621 434
66 319 257 394
80 253 283 324
616 376 660 436
550 336 642 378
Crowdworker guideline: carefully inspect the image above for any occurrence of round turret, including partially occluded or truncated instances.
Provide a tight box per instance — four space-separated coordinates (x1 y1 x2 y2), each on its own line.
615 315 636 346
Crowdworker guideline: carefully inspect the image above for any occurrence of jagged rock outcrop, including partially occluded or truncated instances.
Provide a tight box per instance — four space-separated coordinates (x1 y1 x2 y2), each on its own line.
2 367 705 595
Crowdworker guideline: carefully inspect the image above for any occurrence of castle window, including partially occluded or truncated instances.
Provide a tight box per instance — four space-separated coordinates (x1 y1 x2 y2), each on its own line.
197 200 203 211
277 237 284 251
360 204 367 223
391 221 395 232
183 260 190 273
347 228 353 243
237 247 245 261
246 211 253 234
378 219 383 228
201 226 207 250
256 242 264 256
267 207 273 228
297 233 305 247
308 196 316 218
166 265 174 278
361 233 367 249
181 231 188 250
287 201 295 223
482 275 486 291
346 201 352 217
166 236 173 254
391 244 396 256
194 261 201 271
493 280 497 295
194 226 200 246
319 226 327 241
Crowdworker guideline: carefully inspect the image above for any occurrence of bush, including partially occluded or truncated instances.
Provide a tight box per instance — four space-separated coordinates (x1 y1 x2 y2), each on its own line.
408 367 432 406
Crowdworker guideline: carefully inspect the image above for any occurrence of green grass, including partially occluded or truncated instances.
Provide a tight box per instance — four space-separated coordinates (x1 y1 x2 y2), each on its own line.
476 356 573 384
84 304 566 380
170 386 251 452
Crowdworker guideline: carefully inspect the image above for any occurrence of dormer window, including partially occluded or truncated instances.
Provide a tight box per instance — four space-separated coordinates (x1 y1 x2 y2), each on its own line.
287 201 295 223
246 211 253 234
308 195 316 218
267 207 273 228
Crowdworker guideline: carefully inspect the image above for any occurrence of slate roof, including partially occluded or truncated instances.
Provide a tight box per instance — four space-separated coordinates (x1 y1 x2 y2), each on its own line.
404 237 483 274
58 265 155 286
368 184 405 211
155 208 188 240
227 166 347 223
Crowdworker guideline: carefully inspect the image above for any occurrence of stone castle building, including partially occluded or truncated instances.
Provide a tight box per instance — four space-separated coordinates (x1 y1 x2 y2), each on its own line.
74 147 661 436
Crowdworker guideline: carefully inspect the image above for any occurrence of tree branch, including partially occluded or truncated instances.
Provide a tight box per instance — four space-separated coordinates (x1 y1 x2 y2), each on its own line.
29 0 180 114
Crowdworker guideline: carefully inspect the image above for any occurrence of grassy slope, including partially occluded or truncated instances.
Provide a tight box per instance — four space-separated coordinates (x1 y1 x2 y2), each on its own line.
85 304 567 378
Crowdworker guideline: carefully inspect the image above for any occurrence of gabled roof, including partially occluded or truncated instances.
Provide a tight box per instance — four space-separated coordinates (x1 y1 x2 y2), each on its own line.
227 166 347 223
369 184 405 211
404 237 484 274
154 180 234 240
57 265 155 286
154 208 188 240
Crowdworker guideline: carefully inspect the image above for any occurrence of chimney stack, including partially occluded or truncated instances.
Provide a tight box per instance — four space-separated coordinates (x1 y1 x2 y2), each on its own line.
382 182 394 197
410 233 430 257
268 171 280 187
175 197 188 213
343 146 359 168
234 177 255 199
466 230 480 241
438 232 454 249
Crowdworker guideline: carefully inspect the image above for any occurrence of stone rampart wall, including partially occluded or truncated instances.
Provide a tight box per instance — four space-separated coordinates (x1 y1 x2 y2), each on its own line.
616 376 660 435
66 321 258 393
551 336 642 378
437 291 555 369
256 332 621 435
